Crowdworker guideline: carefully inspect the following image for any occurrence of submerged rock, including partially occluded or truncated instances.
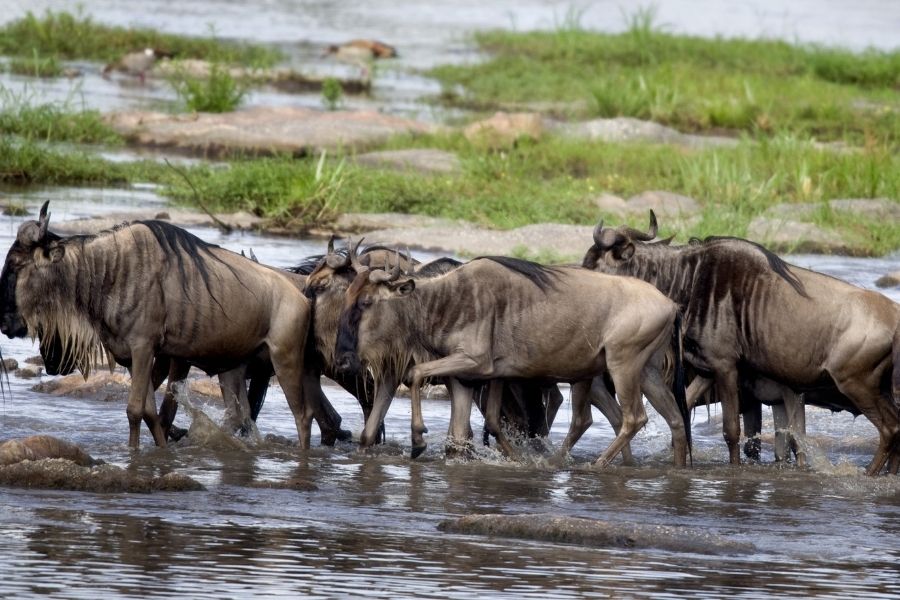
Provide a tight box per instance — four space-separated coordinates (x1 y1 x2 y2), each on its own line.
32 371 223 404
438 513 754 555
0 435 95 466
876 270 900 288
2 358 18 371
0 458 204 493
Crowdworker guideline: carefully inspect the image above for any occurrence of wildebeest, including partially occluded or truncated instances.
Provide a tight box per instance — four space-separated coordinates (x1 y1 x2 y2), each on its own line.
304 241 564 452
0 203 320 449
582 211 900 474
335 255 690 466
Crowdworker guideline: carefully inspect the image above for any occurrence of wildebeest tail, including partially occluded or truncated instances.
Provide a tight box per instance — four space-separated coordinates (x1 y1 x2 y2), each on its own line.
893 322 900 410
672 311 692 464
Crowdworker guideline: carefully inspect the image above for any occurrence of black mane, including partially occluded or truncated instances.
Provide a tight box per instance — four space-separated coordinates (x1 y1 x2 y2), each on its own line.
415 257 462 277
136 220 228 298
476 256 560 292
692 236 808 298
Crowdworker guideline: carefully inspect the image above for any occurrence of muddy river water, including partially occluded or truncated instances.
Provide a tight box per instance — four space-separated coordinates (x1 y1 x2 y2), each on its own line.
0 187 897 597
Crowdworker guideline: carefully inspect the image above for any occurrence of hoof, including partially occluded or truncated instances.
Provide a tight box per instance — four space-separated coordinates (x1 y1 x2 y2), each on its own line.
411 443 427 459
337 428 353 442
167 426 188 442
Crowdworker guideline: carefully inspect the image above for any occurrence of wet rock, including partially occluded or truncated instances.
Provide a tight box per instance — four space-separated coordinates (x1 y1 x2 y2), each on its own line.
105 107 434 158
464 112 543 148
626 190 701 217
875 270 900 288
747 217 861 255
547 117 738 149
24 355 43 365
0 458 203 493
14 366 42 379
248 478 318 492
2 358 18 371
0 435 95 466
354 149 461 175
33 372 131 402
438 513 754 555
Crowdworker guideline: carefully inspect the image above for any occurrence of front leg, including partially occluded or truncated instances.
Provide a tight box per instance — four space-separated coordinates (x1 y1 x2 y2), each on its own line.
408 352 491 459
126 345 165 448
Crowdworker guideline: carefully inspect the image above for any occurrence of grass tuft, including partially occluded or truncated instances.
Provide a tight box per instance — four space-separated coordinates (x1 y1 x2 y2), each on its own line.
167 61 250 113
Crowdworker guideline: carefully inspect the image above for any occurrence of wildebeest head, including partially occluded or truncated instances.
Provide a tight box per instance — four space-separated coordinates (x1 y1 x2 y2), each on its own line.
0 201 65 339
581 210 664 272
334 253 414 375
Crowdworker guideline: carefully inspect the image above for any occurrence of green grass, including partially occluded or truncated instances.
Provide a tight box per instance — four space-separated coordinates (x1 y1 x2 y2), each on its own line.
6 51 63 77
0 10 281 66
429 16 900 147
167 61 250 113
0 89 122 144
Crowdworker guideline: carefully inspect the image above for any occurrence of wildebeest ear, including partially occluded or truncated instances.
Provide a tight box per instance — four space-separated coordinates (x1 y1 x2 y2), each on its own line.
393 279 415 295
48 245 65 262
614 243 635 261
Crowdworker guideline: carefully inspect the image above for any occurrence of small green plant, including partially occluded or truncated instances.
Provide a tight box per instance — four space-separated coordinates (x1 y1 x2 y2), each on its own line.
7 50 63 77
321 77 343 111
0 86 121 144
168 61 249 113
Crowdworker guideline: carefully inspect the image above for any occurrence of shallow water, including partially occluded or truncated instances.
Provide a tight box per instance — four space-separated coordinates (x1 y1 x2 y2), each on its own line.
1 0 897 120
0 189 898 597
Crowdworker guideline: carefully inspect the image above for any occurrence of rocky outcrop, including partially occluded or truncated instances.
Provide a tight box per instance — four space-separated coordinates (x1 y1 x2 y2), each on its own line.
105 107 434 158
48 208 264 235
546 117 738 149
354 149 461 175
763 198 900 221
438 513 754 555
464 112 544 148
747 218 857 255
33 372 224 404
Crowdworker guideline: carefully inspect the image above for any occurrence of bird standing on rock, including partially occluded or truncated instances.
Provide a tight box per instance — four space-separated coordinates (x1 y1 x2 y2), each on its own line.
324 39 397 81
102 48 161 84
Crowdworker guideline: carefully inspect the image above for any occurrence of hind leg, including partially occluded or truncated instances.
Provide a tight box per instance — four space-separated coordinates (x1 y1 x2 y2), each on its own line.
595 366 648 468
159 359 190 441
558 380 594 456
641 358 688 467
589 375 635 466
834 378 899 476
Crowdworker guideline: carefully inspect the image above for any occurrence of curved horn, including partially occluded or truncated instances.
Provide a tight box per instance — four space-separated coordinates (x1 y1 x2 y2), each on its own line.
368 249 402 283
327 234 336 255
592 220 604 247
620 210 659 242
37 200 50 239
348 237 365 271
404 246 415 276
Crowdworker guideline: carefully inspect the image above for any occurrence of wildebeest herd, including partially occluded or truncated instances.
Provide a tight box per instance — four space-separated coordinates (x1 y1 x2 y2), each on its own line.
2 202 899 475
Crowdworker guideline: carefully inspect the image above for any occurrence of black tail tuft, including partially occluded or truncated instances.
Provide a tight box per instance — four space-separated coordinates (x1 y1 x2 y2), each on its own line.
672 311 692 466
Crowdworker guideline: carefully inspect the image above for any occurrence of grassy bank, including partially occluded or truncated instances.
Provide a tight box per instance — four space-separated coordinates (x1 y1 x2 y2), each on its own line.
0 93 122 145
429 14 900 147
0 10 280 66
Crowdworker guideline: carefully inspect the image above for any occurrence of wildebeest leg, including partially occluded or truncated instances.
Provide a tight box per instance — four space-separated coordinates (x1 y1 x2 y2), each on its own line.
247 370 269 422
715 369 742 465
446 378 474 455
641 356 688 467
558 380 593 456
159 359 190 441
305 375 350 446
127 345 166 448
268 333 312 449
408 353 488 459
219 366 252 434
784 391 806 467
588 375 635 466
834 377 898 476
542 384 564 435
484 380 519 459
595 363 648 468
360 373 400 448
772 403 789 462
686 376 713 411
742 400 762 462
